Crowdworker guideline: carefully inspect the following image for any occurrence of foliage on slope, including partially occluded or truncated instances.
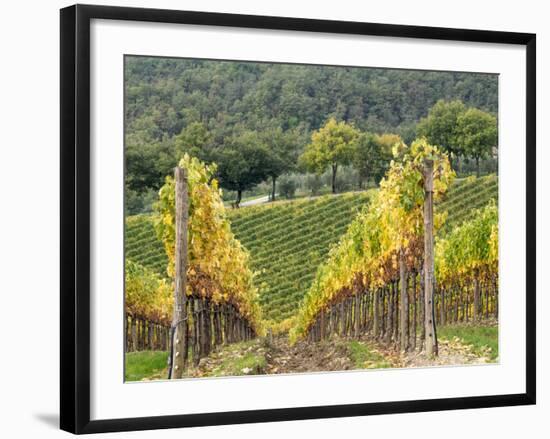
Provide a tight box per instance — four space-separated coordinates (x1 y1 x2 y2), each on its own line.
290 139 455 341
125 174 498 325
227 192 372 323
126 214 168 276
436 174 498 234
153 155 263 332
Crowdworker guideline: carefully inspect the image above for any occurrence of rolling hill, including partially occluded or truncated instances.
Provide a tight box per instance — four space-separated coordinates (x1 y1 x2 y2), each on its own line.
125 174 498 323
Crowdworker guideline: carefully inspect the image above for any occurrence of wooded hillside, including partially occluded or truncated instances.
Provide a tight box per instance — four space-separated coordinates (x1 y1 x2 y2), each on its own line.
125 57 497 212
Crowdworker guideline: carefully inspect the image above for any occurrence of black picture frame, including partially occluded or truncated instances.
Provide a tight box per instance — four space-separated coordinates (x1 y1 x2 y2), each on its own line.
60 4 536 434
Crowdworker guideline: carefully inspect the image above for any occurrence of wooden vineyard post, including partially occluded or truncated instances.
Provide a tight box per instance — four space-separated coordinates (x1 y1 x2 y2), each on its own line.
131 317 137 352
411 272 417 351
373 289 379 338
399 248 409 352
319 308 325 341
473 269 481 321
423 159 438 356
169 166 189 379
354 294 361 338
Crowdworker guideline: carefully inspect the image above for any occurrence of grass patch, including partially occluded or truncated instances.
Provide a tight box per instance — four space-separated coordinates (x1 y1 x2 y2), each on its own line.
437 325 498 360
348 341 392 369
210 341 267 377
125 350 169 381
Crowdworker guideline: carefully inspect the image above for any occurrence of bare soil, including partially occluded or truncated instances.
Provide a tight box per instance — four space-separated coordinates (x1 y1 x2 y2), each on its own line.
265 336 355 374
190 332 493 378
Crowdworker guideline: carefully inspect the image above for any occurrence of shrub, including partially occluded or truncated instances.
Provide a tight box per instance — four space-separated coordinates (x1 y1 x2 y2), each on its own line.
279 176 297 199
305 174 323 195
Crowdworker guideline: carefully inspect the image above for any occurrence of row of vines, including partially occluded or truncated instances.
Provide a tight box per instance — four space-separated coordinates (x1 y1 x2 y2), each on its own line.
291 139 498 355
125 155 263 374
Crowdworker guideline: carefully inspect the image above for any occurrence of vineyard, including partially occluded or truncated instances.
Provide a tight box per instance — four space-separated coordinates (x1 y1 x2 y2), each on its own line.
437 174 498 233
291 202 498 347
289 140 498 359
226 192 372 323
125 174 497 324
126 215 168 276
126 155 264 378
118 53 506 381
125 152 498 379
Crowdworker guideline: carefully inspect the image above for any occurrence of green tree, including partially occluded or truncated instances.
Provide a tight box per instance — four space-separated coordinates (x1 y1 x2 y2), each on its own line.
457 108 497 177
416 100 466 169
261 126 304 201
124 57 499 200
174 122 212 161
278 176 297 199
215 131 271 207
352 133 381 188
125 132 177 193
300 118 359 194
374 133 402 181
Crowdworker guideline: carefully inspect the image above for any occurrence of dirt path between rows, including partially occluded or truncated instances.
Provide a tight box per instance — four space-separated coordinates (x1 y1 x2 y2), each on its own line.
265 335 492 374
193 333 493 378
265 336 355 374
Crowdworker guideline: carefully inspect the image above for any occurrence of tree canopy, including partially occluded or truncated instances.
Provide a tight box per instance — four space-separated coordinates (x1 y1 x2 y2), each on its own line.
124 57 498 212
300 118 360 193
456 108 498 176
214 131 272 207
351 133 403 188
416 100 466 166
416 100 497 172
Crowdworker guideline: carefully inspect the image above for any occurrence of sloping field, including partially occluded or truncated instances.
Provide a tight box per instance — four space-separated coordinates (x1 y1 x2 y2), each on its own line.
125 214 168 276
125 174 498 323
227 192 372 322
437 174 498 234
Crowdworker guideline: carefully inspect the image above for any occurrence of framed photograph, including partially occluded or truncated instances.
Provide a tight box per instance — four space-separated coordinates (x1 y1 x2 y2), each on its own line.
60 4 536 434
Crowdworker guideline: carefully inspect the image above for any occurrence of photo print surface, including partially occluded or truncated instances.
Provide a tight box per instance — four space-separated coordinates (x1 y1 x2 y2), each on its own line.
124 56 499 382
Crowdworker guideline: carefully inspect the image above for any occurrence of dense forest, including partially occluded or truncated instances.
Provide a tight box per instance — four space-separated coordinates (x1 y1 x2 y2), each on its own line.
125 56 498 213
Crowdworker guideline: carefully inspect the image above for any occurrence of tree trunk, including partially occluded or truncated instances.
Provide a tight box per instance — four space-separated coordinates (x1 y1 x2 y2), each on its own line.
464 290 470 323
131 317 137 352
147 321 153 350
354 294 361 338
440 289 446 326
380 287 388 340
411 273 417 351
419 270 425 350
193 298 202 365
340 301 345 336
140 319 145 350
423 159 438 356
235 189 242 208
125 315 130 352
271 176 277 202
331 163 338 194
474 272 481 322
373 290 379 338
363 293 369 330
214 305 223 345
386 285 393 344
476 157 480 177
393 282 399 344
494 276 499 319
485 283 490 319
201 298 210 357
320 308 326 341
400 249 409 352
454 286 459 323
